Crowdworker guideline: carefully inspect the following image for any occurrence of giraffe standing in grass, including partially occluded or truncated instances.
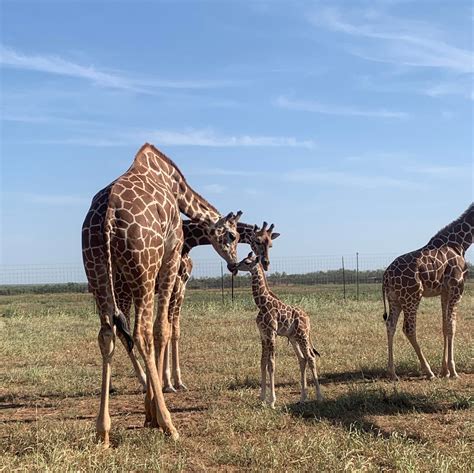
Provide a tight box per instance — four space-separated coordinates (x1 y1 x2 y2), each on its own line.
82 143 241 446
383 203 473 380
113 220 280 393
162 220 280 392
235 252 323 407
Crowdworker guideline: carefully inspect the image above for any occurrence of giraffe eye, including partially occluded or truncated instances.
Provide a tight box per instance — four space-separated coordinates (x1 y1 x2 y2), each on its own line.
228 232 236 242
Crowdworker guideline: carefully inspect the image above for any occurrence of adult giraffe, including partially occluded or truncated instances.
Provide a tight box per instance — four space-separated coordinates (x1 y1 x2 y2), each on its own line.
383 203 473 380
82 143 242 446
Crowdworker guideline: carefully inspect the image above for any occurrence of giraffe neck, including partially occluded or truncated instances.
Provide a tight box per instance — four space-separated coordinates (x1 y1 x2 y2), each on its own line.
427 203 473 253
182 221 255 253
250 263 273 307
134 144 221 225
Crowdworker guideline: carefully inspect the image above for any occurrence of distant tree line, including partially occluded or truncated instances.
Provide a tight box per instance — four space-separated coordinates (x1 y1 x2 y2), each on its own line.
1 263 472 295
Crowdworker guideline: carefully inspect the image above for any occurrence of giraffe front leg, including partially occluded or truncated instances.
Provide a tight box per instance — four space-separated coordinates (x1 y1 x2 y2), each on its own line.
444 285 462 379
162 341 177 393
259 338 268 403
267 338 276 408
440 291 450 378
171 287 187 391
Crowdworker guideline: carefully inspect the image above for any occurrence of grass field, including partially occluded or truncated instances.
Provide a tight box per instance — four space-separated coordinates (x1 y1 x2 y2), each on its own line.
1 285 473 472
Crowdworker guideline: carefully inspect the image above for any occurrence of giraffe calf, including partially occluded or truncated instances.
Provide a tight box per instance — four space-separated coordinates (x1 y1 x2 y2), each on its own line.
235 253 323 407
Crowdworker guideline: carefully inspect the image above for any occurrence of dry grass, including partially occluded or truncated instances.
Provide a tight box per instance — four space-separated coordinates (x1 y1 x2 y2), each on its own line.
1 285 473 472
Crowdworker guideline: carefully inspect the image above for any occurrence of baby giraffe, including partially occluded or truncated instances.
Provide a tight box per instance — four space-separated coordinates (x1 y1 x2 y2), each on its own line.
235 253 323 407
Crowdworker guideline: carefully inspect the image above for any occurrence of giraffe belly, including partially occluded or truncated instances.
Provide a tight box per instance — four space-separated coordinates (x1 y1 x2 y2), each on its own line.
422 286 442 297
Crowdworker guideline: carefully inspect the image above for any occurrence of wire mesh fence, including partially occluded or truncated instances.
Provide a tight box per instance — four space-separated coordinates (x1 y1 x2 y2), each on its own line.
0 254 472 299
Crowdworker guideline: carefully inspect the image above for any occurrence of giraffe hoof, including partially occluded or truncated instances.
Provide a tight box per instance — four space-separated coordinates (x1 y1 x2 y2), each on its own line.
175 383 188 391
388 373 399 382
449 373 460 379
163 385 177 394
165 428 179 441
440 370 449 378
426 372 436 380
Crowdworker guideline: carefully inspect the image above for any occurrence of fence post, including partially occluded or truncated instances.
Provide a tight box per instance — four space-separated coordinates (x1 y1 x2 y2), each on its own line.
356 252 359 301
221 262 225 305
231 273 235 304
342 256 346 301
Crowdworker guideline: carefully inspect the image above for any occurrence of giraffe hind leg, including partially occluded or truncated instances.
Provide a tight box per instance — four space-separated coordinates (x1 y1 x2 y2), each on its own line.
402 306 435 379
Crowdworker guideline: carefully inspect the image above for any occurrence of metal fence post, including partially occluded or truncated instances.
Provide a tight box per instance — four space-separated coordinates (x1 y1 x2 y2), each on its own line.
220 262 225 305
342 256 346 301
356 252 359 301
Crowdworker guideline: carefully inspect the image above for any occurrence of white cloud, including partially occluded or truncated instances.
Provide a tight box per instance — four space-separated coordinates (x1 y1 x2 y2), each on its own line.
275 95 408 118
284 169 419 189
0 45 242 93
406 164 471 179
311 8 473 74
26 128 316 149
203 184 226 194
20 193 89 206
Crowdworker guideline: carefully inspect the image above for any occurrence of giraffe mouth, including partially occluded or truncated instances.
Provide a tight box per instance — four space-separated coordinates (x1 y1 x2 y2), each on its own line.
227 263 238 275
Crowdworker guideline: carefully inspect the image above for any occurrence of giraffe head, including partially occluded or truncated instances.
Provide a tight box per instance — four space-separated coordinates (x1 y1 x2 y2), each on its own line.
207 210 242 274
250 222 280 271
235 252 260 273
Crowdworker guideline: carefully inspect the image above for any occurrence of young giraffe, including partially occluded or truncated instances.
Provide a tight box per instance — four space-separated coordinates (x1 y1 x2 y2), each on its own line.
235 252 323 407
82 143 241 446
112 221 280 393
162 221 281 392
383 203 473 380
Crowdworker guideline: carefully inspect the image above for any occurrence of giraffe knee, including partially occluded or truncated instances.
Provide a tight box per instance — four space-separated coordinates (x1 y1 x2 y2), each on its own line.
98 326 115 358
402 321 415 337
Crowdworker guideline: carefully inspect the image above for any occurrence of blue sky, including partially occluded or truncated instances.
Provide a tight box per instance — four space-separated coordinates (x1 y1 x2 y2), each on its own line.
1 0 472 267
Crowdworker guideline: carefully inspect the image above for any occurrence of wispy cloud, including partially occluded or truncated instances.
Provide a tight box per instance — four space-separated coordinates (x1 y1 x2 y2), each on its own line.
284 169 419 190
0 45 243 93
190 168 263 177
18 192 89 206
26 128 316 149
405 164 472 179
275 95 408 118
203 184 226 194
311 8 473 74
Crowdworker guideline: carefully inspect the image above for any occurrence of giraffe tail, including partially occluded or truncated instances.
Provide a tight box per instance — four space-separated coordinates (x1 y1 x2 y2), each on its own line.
309 334 321 358
382 280 388 321
104 206 134 353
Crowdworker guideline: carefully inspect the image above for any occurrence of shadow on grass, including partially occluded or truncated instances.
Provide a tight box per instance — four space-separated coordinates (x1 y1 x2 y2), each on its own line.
286 385 471 441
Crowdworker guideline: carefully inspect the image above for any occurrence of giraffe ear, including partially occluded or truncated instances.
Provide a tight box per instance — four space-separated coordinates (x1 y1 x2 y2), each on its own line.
271 232 281 240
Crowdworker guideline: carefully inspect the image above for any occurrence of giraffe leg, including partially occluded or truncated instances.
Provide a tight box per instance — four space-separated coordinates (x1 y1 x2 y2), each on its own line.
259 338 269 403
267 335 277 408
290 339 307 403
300 338 323 401
162 341 177 393
132 276 178 439
171 314 187 390
402 304 435 379
170 270 189 391
385 301 402 380
444 283 463 379
96 318 115 448
115 282 147 392
440 291 450 378
153 246 182 406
